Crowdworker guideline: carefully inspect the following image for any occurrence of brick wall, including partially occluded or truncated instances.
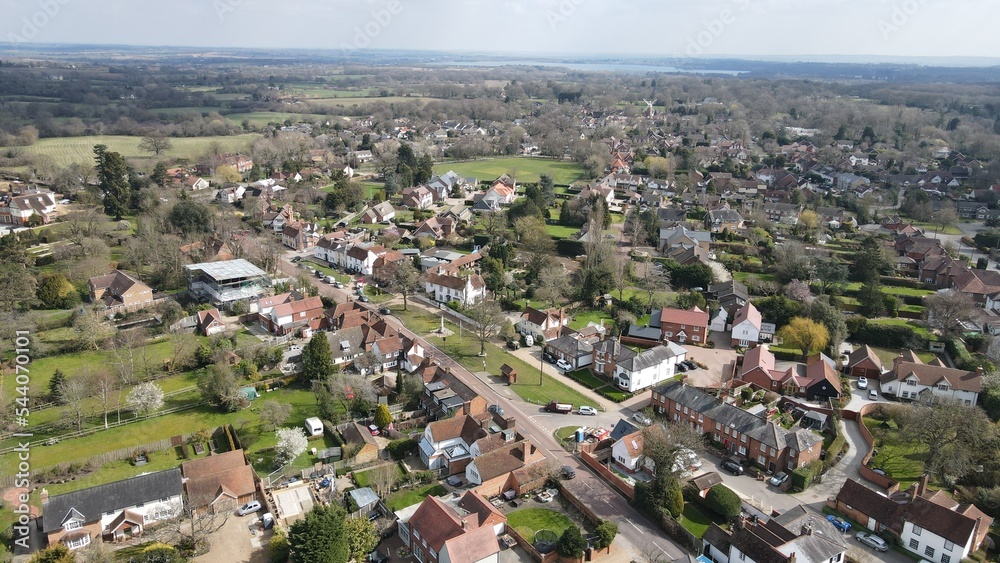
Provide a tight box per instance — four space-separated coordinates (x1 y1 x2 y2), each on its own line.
851 404 900 493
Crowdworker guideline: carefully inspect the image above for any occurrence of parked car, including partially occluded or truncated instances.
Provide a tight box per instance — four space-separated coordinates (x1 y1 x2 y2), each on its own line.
857 376 868 390
855 532 888 552
359 294 370 303
561 466 576 479
367 550 389 563
445 475 463 487
577 406 598 416
378 306 392 315
632 412 652 426
543 352 556 364
238 501 262 516
333 281 344 288
721 459 744 475
768 472 789 487
826 515 851 532
488 404 505 417
290 256 301 263
555 359 572 371
367 424 380 436
289 345 301 351
683 360 697 370
507 340 520 350
868 389 878 400
676 363 688 372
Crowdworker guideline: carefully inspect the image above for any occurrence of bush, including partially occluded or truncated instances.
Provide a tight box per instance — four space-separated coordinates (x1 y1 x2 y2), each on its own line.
704 485 742 520
557 526 587 558
846 318 923 349
824 434 847 470
594 520 618 550
790 459 824 491
269 527 291 563
386 438 418 461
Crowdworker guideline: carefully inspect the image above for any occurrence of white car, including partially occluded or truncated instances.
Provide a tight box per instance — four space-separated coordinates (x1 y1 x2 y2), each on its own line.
868 389 878 400
577 406 598 416
857 377 868 390
555 359 572 371
632 412 652 426
238 501 261 516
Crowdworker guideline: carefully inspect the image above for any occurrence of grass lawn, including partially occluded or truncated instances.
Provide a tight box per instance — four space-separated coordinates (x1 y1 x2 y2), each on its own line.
907 221 963 236
392 307 445 335
225 112 338 126
22 134 260 168
862 416 929 489
384 483 448 512
680 503 716 538
426 337 594 408
870 347 937 366
564 368 609 390
732 272 777 283
869 318 930 339
434 157 587 185
568 309 613 331
507 507 575 539
353 464 405 488
545 223 582 240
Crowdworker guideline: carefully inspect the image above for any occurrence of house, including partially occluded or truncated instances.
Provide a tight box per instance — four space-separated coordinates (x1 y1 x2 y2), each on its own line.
614 342 687 393
951 269 1000 307
651 381 823 473
483 183 516 205
466 440 547 498
763 202 802 225
181 449 258 517
652 307 709 344
402 186 434 210
516 306 569 342
327 325 365 366
263 204 295 232
342 422 380 464
730 302 763 347
183 176 210 191
834 477 992 563
196 308 226 336
708 280 749 313
41 469 183 550
659 226 712 255
185 259 270 308
545 331 601 370
846 345 883 379
423 268 486 306
258 296 324 336
738 348 842 400
361 201 396 224
413 216 456 240
281 222 319 251
216 185 246 204
417 363 489 420
880 352 982 405
88 270 155 313
399 492 504 563
418 413 493 474
611 430 655 474
702 506 848 563
0 189 59 225
704 205 744 232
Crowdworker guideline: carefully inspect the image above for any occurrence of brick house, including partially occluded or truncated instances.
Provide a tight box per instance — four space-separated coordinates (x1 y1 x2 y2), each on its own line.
196 308 226 336
880 352 982 405
651 381 822 474
652 306 709 344
400 493 503 563
516 306 569 342
88 270 155 313
466 440 546 498
258 295 324 336
845 345 883 379
181 449 259 517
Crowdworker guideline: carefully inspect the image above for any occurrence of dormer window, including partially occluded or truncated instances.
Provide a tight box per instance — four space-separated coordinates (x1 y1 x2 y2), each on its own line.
64 520 82 531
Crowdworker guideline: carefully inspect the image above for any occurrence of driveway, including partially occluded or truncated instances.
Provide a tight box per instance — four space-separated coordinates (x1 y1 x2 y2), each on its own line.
682 336 736 390
191 511 271 563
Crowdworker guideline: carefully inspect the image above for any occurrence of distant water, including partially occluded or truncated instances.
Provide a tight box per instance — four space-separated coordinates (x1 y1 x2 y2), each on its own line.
427 59 744 75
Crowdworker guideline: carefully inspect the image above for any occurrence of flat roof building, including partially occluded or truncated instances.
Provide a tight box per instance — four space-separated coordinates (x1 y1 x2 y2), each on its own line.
185 259 270 307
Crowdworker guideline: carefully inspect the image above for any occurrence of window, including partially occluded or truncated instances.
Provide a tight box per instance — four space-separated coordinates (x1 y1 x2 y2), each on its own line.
944 540 954 551
683 406 688 414
693 336 701 342
64 521 82 531
738 446 747 455
941 555 951 563
907 379 917 386
413 529 421 540
924 546 934 558
738 552 746 561
66 535 90 549
912 524 921 536
909 539 919 550
694 327 700 332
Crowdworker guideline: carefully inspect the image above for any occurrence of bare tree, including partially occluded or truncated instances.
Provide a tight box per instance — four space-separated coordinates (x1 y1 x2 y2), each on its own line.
625 208 646 247
535 266 570 308
610 254 631 303
90 369 117 429
139 134 173 156
58 376 91 432
466 298 505 356
387 260 422 311
925 289 978 340
169 493 228 555
368 463 399 498
259 400 293 431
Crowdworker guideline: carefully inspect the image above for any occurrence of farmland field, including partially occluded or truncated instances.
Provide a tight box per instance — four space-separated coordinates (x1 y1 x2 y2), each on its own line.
434 157 587 185
226 112 343 126
22 134 260 167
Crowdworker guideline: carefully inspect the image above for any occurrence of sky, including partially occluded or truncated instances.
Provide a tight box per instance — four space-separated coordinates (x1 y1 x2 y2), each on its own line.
3 0 999 62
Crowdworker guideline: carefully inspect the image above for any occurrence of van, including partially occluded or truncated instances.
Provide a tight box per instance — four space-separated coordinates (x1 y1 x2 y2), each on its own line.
304 417 323 436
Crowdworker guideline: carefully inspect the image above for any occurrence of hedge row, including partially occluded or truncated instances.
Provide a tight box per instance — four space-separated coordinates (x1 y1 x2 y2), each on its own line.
791 459 824 491
823 434 847 471
879 276 929 290
845 317 925 349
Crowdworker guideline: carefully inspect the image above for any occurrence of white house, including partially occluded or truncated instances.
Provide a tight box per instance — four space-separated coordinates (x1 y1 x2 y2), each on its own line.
424 269 486 306
880 354 982 406
516 306 569 342
418 414 491 473
730 302 762 347
611 430 646 473
709 307 728 333
614 342 686 393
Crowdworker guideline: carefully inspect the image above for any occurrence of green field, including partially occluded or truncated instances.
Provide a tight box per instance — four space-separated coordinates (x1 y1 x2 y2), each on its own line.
869 318 931 339
22 134 260 167
434 157 587 185
545 223 582 239
862 416 929 489
384 483 448 512
226 112 341 126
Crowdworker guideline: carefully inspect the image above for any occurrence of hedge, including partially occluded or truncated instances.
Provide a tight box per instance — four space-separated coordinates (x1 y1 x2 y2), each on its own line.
556 238 586 257
823 434 847 471
845 317 924 349
791 459 824 491
386 438 418 461
879 276 929 290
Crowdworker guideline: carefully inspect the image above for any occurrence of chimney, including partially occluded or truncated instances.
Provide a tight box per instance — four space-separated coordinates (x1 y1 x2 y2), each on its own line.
40 488 49 505
521 441 529 461
788 553 796 563
918 474 930 498
461 519 468 530
977 366 985 375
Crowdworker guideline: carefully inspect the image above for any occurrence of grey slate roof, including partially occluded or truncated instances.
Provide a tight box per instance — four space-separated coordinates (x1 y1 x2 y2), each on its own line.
609 419 639 442
546 334 594 359
43 469 182 533
655 381 794 450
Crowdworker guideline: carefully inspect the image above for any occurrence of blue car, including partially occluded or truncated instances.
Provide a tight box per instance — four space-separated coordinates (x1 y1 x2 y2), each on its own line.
826 515 851 532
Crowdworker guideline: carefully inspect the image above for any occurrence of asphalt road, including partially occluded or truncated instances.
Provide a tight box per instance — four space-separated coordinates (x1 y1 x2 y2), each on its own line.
278 256 687 561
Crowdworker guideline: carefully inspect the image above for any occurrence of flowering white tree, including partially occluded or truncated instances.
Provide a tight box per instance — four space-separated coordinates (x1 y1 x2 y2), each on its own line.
126 382 164 417
275 427 308 466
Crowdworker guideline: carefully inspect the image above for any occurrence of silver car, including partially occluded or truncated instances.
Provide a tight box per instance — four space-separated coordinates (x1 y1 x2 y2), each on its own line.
855 532 889 552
